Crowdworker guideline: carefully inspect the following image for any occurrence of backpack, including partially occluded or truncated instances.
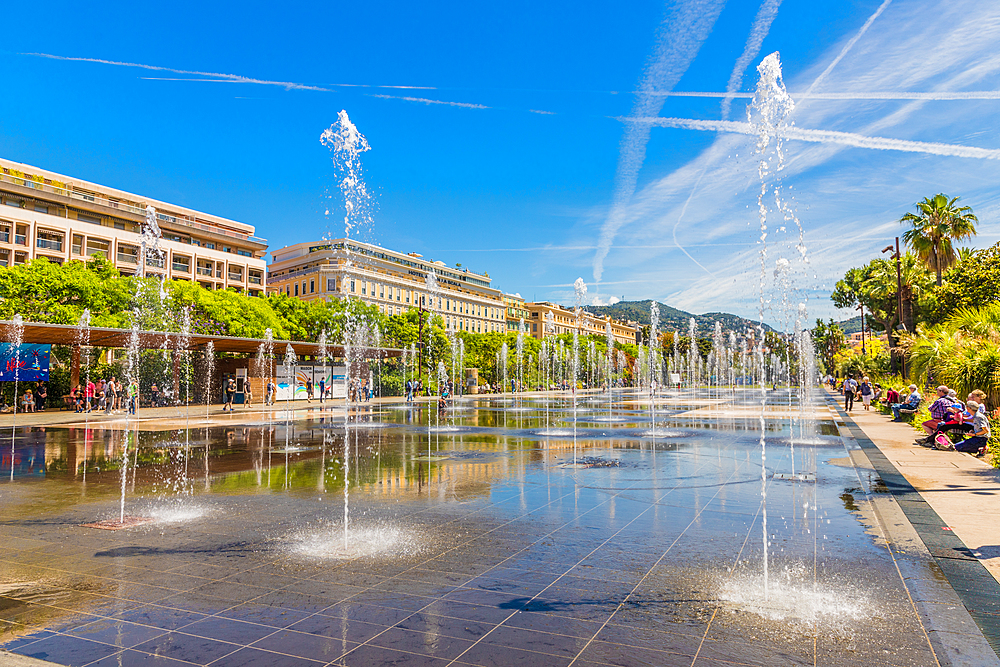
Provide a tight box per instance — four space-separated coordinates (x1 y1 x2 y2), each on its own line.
934 434 954 450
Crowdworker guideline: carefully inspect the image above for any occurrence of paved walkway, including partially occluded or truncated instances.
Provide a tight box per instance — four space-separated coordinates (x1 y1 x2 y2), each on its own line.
830 389 1000 583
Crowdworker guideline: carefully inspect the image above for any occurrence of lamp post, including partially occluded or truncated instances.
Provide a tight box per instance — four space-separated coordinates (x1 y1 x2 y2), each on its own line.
881 238 905 377
855 304 866 355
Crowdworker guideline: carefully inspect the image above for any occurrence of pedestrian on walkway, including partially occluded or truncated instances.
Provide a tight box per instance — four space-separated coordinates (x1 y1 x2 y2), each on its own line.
266 378 275 406
319 378 325 404
224 378 236 412
843 375 858 411
306 378 314 403
244 381 253 408
859 377 873 410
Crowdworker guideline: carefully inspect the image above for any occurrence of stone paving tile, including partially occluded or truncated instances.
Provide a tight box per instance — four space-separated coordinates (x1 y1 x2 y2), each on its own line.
206 646 327 667
130 631 242 665
65 618 168 649
109 604 209 631
368 626 477 660
479 624 586 657
285 613 386 644
212 602 314 629
249 628 357 661
176 617 277 644
335 644 453 666
574 639 695 667
457 641 573 667
84 648 197 666
12 634 123 666
394 612 495 641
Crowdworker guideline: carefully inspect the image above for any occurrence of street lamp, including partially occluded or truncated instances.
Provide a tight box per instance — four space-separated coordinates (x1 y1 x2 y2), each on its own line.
881 238 905 377
855 303 866 355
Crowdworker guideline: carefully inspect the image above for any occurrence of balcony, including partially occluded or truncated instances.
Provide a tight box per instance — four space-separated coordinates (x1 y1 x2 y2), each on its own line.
249 275 262 285
228 272 243 283
14 234 26 246
117 252 138 265
145 256 165 269
197 266 213 276
0 231 8 243
172 261 191 273
36 238 63 252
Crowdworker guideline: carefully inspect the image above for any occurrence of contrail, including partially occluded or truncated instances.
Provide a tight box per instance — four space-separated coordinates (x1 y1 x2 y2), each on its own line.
800 0 892 99
651 90 1000 100
368 94 488 109
23 52 331 91
23 52 437 92
721 0 783 119
634 116 1000 159
593 0 727 285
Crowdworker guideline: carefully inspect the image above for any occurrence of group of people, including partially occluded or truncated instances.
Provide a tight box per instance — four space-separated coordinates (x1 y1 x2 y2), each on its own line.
15 384 47 413
913 386 992 456
70 377 139 415
838 374 992 458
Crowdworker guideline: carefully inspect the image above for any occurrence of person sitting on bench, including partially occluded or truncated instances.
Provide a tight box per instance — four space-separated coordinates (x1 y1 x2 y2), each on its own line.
891 384 921 421
952 400 991 456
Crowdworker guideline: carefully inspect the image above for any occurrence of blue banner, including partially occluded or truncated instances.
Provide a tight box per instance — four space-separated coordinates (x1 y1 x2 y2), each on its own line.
0 344 51 382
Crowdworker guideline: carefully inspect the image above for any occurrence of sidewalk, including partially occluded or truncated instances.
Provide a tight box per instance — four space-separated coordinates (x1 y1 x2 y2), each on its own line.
831 389 1000 583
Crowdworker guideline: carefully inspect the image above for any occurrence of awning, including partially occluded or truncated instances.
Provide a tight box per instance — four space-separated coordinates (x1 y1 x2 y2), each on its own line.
0 320 402 358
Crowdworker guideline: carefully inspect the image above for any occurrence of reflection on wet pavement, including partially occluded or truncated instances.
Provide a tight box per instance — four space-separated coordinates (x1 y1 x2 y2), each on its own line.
0 389 949 665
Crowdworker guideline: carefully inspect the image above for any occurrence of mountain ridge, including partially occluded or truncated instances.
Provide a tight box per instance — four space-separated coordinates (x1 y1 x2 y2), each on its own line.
584 300 774 335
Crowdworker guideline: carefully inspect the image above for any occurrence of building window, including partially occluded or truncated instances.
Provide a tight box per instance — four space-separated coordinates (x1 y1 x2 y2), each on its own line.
77 212 102 225
328 278 337 291
34 204 48 214
206 242 215 250
36 230 64 252
249 270 262 285
310 279 315 293
294 284 299 296
361 282 366 295
172 255 191 273
0 248 8 266
197 260 213 276
350 279 355 293
533 323 537 332
5 199 21 208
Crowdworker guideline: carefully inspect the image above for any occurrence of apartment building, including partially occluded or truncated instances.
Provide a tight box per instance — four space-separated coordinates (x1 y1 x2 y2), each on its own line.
503 293 530 332
267 240 508 333
0 158 267 293
525 301 639 345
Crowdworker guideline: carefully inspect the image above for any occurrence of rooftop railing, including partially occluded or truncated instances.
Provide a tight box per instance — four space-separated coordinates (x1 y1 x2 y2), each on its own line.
0 171 267 246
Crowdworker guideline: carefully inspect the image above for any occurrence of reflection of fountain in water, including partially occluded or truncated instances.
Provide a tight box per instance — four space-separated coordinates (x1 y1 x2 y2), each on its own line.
203 342 215 421
6 315 24 481
572 278 587 465
283 344 297 489
75 310 92 483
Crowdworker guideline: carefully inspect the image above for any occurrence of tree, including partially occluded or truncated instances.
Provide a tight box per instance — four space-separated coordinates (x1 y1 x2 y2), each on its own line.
811 319 846 374
899 302 1000 405
930 241 1000 323
900 193 978 286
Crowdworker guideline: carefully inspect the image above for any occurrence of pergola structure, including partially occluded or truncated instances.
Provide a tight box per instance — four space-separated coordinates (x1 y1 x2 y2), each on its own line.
1 320 402 392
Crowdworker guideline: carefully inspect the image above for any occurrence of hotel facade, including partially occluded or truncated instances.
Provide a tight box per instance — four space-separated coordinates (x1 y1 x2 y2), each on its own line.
267 240 509 334
0 158 267 293
525 301 639 345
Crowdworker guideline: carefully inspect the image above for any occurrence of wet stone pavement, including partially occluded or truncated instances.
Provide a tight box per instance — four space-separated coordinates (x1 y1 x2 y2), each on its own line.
0 389 983 665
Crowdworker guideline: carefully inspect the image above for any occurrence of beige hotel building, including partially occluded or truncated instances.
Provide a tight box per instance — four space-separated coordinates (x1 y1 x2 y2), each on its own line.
0 158 267 293
267 240 509 333
526 301 639 345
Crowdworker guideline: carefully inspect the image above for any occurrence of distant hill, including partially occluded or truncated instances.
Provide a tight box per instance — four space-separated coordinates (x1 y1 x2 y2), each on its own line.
834 315 863 335
584 300 773 335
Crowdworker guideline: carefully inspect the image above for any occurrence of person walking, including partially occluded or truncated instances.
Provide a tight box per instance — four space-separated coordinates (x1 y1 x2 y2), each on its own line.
859 377 874 411
244 381 253 408
105 377 117 415
224 378 236 412
128 380 139 415
266 378 275 406
306 377 314 403
843 375 858 412
34 384 47 412
319 377 326 404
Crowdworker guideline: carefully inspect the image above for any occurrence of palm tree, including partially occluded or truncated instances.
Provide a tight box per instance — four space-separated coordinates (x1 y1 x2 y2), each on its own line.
900 193 978 286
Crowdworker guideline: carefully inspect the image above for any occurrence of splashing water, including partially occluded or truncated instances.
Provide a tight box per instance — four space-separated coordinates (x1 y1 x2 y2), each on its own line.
320 110 373 245
7 315 24 482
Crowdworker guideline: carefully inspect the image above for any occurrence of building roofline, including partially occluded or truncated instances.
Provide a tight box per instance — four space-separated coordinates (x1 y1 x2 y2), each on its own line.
0 157 258 237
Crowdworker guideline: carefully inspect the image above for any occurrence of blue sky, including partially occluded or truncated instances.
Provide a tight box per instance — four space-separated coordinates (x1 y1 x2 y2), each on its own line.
2 0 998 329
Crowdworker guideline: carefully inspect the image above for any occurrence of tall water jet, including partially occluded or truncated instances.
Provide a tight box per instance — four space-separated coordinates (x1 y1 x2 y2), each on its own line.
203 342 215 420
75 310 92 481
572 278 587 465
748 52 797 600
648 302 659 441
605 321 614 418
687 318 698 388
7 315 24 481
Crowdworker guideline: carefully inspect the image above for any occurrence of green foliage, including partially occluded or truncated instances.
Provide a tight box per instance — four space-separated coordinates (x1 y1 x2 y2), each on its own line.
811 319 846 373
929 242 1000 323
900 193 978 286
